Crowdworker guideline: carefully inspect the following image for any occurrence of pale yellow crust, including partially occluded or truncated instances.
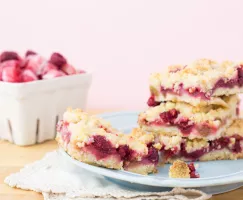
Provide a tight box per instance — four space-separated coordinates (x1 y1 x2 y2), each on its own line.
125 162 157 175
169 160 190 178
59 141 123 169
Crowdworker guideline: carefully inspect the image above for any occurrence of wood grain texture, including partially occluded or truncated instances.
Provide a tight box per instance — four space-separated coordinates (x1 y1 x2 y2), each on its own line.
0 110 242 200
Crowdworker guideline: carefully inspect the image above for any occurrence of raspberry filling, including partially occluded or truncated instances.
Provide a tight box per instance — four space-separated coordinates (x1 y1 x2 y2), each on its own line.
57 121 71 144
84 136 159 166
118 144 158 165
142 146 159 165
187 163 200 178
145 109 217 136
85 135 118 160
147 96 160 107
162 135 243 161
148 65 243 105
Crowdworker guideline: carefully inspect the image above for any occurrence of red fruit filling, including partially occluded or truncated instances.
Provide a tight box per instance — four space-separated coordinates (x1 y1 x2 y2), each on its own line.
187 163 200 178
118 145 132 160
162 135 243 161
142 146 159 165
85 135 117 160
49 53 67 68
176 118 195 134
0 51 20 62
146 109 197 135
159 109 179 124
144 109 219 136
147 96 160 107
85 135 159 166
160 85 210 100
57 120 71 144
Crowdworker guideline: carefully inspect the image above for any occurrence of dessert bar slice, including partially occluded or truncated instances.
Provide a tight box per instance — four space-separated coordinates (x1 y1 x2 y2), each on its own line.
157 119 243 163
148 59 243 107
119 128 160 175
139 95 238 140
56 108 160 174
56 108 123 169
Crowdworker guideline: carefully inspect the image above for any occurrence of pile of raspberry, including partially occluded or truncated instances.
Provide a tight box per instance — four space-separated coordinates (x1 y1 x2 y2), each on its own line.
0 51 85 83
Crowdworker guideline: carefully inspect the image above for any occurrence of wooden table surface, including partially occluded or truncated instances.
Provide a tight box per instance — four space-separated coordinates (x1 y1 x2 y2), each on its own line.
0 110 243 200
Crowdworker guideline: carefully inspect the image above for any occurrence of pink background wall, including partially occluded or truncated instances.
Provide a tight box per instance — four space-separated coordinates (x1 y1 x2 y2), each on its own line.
0 0 243 110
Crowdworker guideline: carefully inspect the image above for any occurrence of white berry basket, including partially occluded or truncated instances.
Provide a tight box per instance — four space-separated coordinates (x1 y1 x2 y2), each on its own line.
0 72 92 146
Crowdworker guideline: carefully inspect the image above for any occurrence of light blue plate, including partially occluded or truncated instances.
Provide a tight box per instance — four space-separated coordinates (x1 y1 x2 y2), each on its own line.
60 111 243 194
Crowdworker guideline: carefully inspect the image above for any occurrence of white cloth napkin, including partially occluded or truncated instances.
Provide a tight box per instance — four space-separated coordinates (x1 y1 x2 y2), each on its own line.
5 151 211 200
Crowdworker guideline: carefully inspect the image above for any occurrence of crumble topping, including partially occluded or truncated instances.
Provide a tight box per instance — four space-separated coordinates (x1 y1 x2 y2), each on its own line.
63 108 112 129
130 128 155 144
225 119 243 137
155 59 240 92
119 128 153 155
158 135 182 150
185 139 209 153
61 108 121 147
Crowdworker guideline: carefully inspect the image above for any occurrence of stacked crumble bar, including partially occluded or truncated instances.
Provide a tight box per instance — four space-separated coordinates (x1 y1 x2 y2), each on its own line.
56 108 160 175
139 59 243 163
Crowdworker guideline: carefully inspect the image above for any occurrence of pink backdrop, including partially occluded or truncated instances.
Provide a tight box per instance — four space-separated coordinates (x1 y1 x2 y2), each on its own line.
1 0 243 110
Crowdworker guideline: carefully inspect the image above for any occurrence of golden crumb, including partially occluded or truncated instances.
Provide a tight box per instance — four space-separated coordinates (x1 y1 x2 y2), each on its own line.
169 160 190 178
225 119 243 137
153 143 162 150
64 108 86 123
131 128 154 144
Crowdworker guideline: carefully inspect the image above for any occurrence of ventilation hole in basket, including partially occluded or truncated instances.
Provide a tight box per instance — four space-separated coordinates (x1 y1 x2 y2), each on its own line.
54 115 59 139
55 115 59 125
7 119 14 143
36 119 40 143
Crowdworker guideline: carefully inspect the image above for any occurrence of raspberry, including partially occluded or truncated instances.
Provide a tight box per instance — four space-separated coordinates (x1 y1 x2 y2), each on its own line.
147 96 160 107
1 63 21 82
21 69 38 82
146 147 159 164
49 52 67 68
190 171 200 178
61 64 76 75
238 67 243 86
92 135 113 154
0 51 20 62
176 118 194 133
187 163 196 172
25 55 46 75
25 50 37 57
118 145 131 160
160 109 179 124
41 63 58 75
